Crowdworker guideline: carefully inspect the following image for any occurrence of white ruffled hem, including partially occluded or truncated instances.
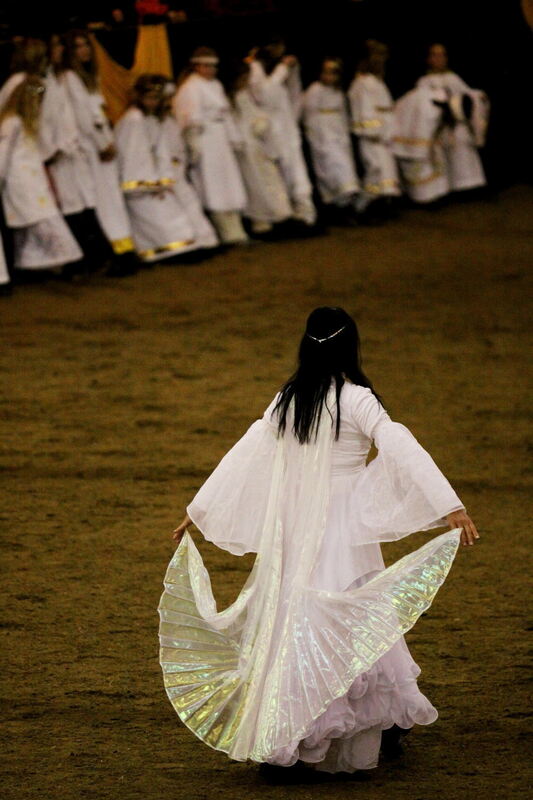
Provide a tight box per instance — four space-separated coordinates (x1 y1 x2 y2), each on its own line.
266 637 437 773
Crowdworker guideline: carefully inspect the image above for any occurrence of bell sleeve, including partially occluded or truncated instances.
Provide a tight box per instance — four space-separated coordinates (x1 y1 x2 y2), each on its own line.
186 397 280 556
347 387 465 543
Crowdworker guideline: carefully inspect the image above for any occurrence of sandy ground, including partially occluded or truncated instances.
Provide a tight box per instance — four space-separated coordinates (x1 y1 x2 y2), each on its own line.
1 186 532 800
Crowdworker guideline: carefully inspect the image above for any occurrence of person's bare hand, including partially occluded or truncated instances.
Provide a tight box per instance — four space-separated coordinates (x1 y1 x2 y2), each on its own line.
99 144 116 162
446 510 480 547
282 55 298 68
172 513 192 544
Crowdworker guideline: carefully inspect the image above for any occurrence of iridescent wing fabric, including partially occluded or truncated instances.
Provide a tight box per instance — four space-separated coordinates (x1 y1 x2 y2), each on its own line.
158 527 460 762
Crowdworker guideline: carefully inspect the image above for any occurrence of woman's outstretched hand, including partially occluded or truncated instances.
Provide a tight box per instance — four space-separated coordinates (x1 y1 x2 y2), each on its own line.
172 513 192 544
446 510 480 547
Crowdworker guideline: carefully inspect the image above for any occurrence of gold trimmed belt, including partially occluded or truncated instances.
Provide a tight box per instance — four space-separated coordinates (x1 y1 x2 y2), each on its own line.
406 169 444 186
393 136 432 146
111 237 135 254
352 119 382 131
122 178 175 191
138 240 195 260
364 178 399 194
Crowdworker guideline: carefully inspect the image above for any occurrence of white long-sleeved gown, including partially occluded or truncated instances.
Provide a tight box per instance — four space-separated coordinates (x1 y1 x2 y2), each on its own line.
159 382 464 772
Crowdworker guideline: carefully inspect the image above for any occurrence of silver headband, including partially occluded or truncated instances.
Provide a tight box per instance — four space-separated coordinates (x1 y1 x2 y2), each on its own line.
306 325 346 343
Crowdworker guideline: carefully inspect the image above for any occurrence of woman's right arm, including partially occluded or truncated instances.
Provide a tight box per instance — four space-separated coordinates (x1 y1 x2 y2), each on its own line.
351 385 480 547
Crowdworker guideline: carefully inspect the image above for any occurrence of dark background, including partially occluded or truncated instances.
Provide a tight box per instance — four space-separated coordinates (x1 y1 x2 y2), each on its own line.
0 1 532 187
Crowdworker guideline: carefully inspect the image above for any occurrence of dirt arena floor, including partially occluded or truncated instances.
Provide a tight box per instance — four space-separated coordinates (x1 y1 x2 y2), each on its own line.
1 186 532 800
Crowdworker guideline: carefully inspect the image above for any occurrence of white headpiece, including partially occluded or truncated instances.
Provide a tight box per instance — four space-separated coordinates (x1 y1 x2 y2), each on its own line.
190 56 219 66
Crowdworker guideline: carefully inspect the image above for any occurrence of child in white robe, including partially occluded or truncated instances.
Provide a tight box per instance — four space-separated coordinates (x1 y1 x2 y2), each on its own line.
115 75 204 263
155 80 219 252
227 62 292 235
172 47 248 246
249 39 317 227
39 34 117 277
302 58 360 221
392 85 450 204
416 44 487 193
0 77 83 273
348 40 400 216
162 306 480 773
63 30 137 275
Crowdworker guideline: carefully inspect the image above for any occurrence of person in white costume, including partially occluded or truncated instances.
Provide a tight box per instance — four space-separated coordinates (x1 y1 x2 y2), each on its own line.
302 58 360 222
392 84 450 204
248 38 317 227
348 40 401 217
172 47 249 246
155 79 219 253
416 44 488 193
40 34 116 277
226 62 292 236
115 75 205 263
63 30 137 275
0 37 48 112
161 306 479 774
0 77 83 274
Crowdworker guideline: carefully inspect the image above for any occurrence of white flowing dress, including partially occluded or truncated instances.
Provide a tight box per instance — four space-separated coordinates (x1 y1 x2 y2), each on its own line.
416 72 487 192
0 116 83 270
392 86 450 204
348 73 400 207
159 382 464 772
302 82 360 205
114 108 197 262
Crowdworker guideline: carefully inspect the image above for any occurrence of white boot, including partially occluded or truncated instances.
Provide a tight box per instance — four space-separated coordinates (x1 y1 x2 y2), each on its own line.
210 211 248 244
251 220 273 234
291 196 317 226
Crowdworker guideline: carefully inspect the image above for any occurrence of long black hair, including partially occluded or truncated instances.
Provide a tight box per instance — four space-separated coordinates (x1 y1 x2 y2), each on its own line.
274 307 383 444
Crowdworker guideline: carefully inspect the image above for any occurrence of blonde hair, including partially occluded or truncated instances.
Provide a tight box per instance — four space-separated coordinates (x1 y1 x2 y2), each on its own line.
0 76 44 137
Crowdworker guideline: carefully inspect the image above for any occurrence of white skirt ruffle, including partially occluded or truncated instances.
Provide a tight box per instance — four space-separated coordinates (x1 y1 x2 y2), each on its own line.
268 617 437 772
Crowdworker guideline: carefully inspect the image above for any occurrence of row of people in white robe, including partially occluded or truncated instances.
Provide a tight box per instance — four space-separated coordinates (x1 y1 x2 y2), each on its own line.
306 69 488 210
0 65 489 288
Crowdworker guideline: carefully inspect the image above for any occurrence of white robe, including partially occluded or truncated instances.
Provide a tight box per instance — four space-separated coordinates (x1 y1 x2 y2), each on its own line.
115 108 199 262
155 115 218 249
39 70 96 216
302 82 360 204
392 86 450 203
348 73 400 202
64 71 135 253
0 116 82 269
416 72 487 191
172 74 247 213
232 88 292 224
159 382 464 772
248 61 315 210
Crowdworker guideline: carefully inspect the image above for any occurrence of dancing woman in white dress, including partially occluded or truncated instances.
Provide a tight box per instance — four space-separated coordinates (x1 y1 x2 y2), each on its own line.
160 307 479 774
